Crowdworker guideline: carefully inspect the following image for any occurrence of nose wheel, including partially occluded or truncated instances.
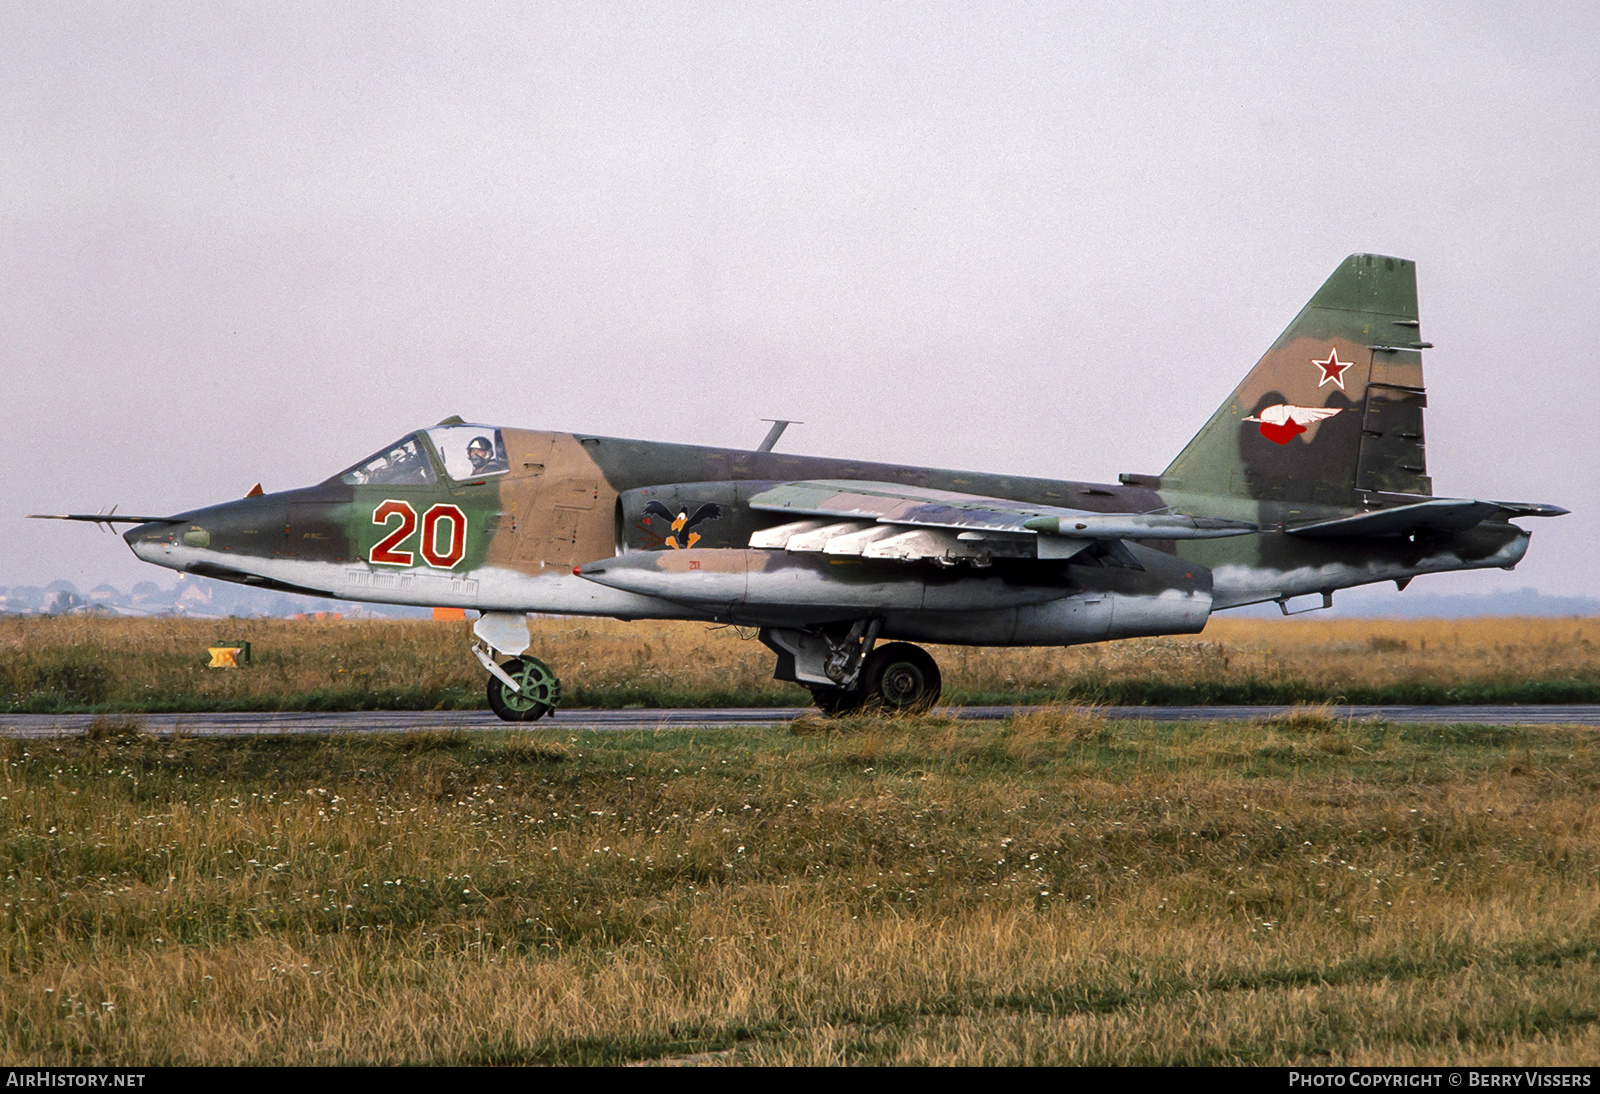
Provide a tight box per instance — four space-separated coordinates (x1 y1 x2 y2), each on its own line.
485 656 561 722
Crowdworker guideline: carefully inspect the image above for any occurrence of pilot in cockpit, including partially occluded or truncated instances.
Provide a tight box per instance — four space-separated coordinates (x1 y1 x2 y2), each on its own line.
467 436 508 475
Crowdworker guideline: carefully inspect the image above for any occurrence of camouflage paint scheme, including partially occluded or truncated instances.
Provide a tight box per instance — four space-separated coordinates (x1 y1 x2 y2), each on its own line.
61 255 1564 706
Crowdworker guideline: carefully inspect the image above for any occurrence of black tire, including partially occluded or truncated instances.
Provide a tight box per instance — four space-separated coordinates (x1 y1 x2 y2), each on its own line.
810 685 867 716
486 656 560 722
860 643 941 713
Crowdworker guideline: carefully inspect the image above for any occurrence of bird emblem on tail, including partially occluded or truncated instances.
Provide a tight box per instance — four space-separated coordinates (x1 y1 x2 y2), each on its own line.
643 501 723 548
1245 404 1343 445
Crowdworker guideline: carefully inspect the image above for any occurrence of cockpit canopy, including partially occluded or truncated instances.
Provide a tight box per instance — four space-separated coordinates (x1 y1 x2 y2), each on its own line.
339 425 508 486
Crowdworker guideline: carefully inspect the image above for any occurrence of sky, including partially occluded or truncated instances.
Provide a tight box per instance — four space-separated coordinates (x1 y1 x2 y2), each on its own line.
3 2 1596 599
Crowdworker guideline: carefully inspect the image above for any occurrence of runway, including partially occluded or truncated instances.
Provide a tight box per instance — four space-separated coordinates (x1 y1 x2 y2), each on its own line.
3 705 1599 738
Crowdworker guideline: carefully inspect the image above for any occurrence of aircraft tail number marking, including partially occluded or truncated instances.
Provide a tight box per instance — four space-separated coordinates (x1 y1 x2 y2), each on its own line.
371 500 468 569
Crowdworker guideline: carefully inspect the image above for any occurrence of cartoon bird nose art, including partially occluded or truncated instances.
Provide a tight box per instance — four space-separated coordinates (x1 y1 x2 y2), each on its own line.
643 501 723 549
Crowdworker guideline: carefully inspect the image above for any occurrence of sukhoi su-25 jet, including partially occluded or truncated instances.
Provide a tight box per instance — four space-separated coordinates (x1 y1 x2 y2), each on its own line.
37 255 1568 720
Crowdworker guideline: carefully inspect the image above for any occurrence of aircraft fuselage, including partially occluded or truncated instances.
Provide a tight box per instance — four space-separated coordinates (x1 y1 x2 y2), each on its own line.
125 425 1527 648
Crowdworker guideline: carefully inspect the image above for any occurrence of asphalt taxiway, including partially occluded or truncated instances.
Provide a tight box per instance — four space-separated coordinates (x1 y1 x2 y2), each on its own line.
2 705 1598 738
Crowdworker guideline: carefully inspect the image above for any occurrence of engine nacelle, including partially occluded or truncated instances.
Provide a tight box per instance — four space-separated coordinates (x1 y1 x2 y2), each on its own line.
884 545 1213 645
578 547 1071 613
577 540 1213 645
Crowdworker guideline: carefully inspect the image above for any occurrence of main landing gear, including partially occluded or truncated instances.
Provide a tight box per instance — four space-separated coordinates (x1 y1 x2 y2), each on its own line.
471 612 562 723
762 623 942 715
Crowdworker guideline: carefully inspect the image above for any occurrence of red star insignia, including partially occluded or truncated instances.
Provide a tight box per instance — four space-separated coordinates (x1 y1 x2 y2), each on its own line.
1313 348 1352 390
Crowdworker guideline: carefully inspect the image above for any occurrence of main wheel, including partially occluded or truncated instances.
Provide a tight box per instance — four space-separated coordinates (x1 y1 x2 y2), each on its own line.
810 685 867 716
860 643 941 713
486 656 561 722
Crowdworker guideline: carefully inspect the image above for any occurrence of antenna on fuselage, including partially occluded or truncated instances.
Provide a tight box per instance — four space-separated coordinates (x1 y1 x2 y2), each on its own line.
757 419 802 453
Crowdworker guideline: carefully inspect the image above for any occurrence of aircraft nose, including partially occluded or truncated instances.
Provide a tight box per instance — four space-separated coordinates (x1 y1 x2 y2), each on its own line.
124 520 181 565
123 496 284 565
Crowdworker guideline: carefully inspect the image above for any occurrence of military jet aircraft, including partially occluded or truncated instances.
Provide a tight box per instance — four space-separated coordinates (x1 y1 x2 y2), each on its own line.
36 255 1567 720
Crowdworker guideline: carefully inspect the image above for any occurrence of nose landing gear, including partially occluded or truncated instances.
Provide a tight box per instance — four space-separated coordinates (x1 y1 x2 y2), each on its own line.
485 655 561 722
470 611 562 723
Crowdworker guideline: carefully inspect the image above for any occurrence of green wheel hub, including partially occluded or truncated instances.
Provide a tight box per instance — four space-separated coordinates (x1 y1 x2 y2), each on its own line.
487 656 561 722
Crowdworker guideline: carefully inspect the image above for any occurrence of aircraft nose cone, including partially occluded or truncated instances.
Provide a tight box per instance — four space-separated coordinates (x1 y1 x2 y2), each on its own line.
124 521 179 565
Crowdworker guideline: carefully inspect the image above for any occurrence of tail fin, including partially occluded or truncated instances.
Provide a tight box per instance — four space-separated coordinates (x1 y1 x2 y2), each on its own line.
1161 254 1431 506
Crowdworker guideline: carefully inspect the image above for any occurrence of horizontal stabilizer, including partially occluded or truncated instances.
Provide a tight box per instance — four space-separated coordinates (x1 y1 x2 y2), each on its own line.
1286 497 1567 538
1488 500 1570 519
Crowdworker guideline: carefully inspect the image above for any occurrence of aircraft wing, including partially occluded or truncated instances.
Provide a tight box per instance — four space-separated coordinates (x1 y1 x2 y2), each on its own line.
746 479 1255 563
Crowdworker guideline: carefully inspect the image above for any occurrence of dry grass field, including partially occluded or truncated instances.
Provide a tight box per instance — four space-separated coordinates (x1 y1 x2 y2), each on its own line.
1 614 1598 712
1 709 1596 1064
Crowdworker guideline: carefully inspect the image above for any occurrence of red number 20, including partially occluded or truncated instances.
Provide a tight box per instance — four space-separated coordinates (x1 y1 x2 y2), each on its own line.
370 500 468 569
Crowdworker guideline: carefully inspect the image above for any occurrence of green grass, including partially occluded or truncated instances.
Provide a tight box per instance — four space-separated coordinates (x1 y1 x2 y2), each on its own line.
3 710 1597 1064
